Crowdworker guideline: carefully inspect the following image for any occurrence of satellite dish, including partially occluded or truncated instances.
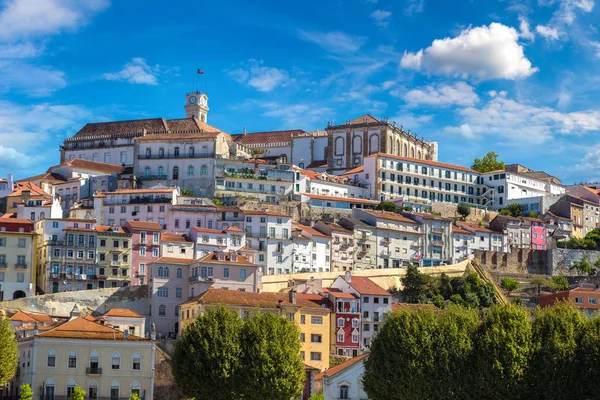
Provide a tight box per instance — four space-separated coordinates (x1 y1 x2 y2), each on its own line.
63 281 67 285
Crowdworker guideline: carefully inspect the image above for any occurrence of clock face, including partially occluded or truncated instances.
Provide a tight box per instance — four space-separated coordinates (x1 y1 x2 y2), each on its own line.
189 96 197 104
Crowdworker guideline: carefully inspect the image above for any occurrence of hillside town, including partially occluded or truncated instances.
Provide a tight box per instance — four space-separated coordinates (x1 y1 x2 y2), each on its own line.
1 89 600 400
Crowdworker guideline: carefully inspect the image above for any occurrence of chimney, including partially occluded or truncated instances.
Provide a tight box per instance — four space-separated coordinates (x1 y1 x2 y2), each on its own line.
345 270 352 282
277 299 283 308
289 288 297 305
69 304 81 319
7 174 13 190
33 322 39 336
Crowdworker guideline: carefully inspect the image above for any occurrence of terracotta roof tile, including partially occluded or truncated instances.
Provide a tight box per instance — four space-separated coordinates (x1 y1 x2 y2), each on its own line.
192 227 226 235
340 165 364 175
306 160 327 168
152 257 196 264
452 225 474 235
362 209 420 224
126 221 162 230
103 188 175 195
10 310 53 323
37 317 146 340
57 159 122 175
301 193 379 205
161 233 192 243
226 226 245 233
181 288 325 309
71 118 168 139
101 308 144 319
198 251 255 266
345 276 390 296
242 210 291 217
231 130 305 146
369 153 477 173
315 352 369 380
293 223 331 239
0 218 34 225
7 182 51 198
457 221 495 234
349 114 380 124
216 206 243 213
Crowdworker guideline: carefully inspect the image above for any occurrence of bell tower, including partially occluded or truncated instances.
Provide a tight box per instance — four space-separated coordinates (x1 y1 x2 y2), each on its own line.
184 91 209 122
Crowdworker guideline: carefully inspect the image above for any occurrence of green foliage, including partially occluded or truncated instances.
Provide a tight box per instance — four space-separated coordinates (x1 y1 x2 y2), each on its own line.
129 393 141 400
471 151 505 173
375 201 398 212
19 384 33 400
557 228 600 250
525 210 541 218
577 315 600 399
180 188 195 196
0 316 17 387
172 307 303 400
457 202 471 220
401 268 495 309
210 198 223 206
402 205 413 211
531 277 550 292
528 303 586 399
569 257 597 276
172 307 243 400
69 387 86 400
329 355 347 368
500 277 519 294
308 395 324 400
499 203 524 217
238 312 304 400
471 305 532 400
551 275 570 291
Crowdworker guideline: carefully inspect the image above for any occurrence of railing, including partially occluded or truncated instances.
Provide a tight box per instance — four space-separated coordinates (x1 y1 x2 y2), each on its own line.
431 240 444 247
189 276 214 283
15 263 27 269
86 367 102 375
431 228 444 234
46 240 66 246
110 261 121 266
138 152 215 160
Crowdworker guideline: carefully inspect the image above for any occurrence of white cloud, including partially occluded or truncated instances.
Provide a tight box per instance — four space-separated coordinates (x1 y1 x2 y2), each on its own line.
519 16 536 41
403 82 480 107
390 112 434 129
590 41 600 57
0 42 40 58
444 123 475 139
260 102 334 128
228 60 290 92
445 95 600 144
536 24 560 39
576 144 600 180
0 61 66 96
404 0 425 15
400 23 538 80
370 10 392 27
0 0 109 40
0 146 38 170
104 58 159 85
298 30 367 53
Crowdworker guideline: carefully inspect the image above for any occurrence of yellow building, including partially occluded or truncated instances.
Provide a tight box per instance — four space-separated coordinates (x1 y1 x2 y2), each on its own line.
0 218 37 300
14 315 155 399
96 225 132 287
178 288 331 371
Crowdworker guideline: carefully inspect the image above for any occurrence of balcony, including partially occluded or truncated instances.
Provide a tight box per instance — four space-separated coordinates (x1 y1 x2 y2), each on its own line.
431 228 444 234
381 238 390 245
275 247 284 253
46 240 66 246
86 367 102 375
110 260 121 266
432 240 444 247
15 263 27 269
380 250 390 257
268 234 290 240
138 151 215 160
97 271 106 278
189 275 214 283
0 262 6 269
75 274 87 280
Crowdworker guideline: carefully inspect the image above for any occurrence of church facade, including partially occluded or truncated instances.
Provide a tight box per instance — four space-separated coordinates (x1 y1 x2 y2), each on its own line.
326 115 438 174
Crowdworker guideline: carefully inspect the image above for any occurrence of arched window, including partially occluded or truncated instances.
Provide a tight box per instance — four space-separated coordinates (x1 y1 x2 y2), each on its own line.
173 166 179 180
144 167 150 179
157 166 164 178
403 143 408 157
157 287 168 297
189 146 195 157
188 166 194 176
369 134 379 153
159 305 166 316
164 267 170 277
352 136 362 154
111 352 121 370
131 380 141 397
159 147 164 158
89 350 100 372
110 380 120 399
66 378 77 397
68 349 77 368
201 165 207 175
410 147 415 158
157 267 164 277
335 137 345 156
340 385 349 399
396 139 400 156
88 380 98 399
132 353 141 371
174 147 180 157
177 268 183 278
47 349 56 367
45 378 56 398
417 150 422 159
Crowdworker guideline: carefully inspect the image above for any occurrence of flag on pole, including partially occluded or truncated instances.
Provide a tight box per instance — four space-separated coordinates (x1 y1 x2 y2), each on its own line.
197 69 204 74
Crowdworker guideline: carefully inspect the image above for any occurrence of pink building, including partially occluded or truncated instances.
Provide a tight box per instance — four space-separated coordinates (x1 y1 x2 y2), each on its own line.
524 217 547 250
126 220 162 286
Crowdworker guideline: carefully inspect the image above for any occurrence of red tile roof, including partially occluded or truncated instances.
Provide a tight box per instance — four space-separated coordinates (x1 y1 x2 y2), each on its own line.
101 308 144 319
161 233 192 243
181 288 325 309
37 317 146 340
324 288 359 299
345 276 390 296
0 218 33 225
152 257 196 264
340 165 364 175
226 226 245 233
104 188 175 195
9 310 53 323
7 182 51 198
349 114 379 124
126 221 162 230
301 193 379 205
231 130 305 145
457 221 495 234
315 352 369 380
293 223 331 239
369 153 477 173
216 206 243 213
306 160 328 169
198 251 256 266
243 210 291 217
452 225 473 235
56 159 122 175
95 225 129 234
192 227 226 235
361 209 419 224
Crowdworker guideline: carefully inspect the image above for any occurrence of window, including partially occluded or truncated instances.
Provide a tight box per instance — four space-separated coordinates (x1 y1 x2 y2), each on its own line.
157 287 169 297
337 317 345 327
132 353 141 370
352 318 358 328
17 238 25 247
240 269 247 279
173 166 179 180
176 268 183 278
338 332 344 342
383 297 389 304
311 334 322 343
176 288 182 299
47 349 56 367
590 298 597 304
311 316 323 325
374 297 379 304
224 268 230 278
112 352 121 370
363 296 369 303
340 385 349 399
188 166 194 175
110 380 120 400
300 333 305 342
158 305 166 316
352 333 359 343
153 248 159 257
68 350 77 368
300 351 305 360
300 314 306 324
576 297 584 304
310 352 322 361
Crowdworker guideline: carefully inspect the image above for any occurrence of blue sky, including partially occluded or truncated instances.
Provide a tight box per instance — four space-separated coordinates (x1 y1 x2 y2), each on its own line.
1 0 600 183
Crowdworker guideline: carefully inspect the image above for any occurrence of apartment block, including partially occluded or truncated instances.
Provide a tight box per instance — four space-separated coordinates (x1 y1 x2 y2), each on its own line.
126 221 162 286
313 221 355 272
0 219 36 300
96 225 132 287
292 223 331 273
244 210 293 275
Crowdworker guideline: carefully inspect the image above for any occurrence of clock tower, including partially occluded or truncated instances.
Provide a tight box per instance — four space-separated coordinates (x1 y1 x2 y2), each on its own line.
184 91 209 122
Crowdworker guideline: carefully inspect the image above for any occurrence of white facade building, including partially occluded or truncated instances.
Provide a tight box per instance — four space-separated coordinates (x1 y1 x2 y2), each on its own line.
292 223 331 273
244 211 293 275
190 226 246 258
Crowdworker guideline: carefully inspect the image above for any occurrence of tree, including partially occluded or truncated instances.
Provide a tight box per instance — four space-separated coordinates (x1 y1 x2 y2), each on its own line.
237 312 304 400
531 277 550 295
471 305 532 400
569 257 595 276
401 264 428 303
528 303 585 400
69 387 86 400
376 201 398 212
180 188 195 196
500 277 519 295
172 307 243 400
210 198 223 206
471 151 505 173
308 395 324 400
457 202 471 220
0 315 17 387
525 210 540 218
19 384 33 400
499 203 524 218
551 275 570 291
129 393 141 400
576 315 600 399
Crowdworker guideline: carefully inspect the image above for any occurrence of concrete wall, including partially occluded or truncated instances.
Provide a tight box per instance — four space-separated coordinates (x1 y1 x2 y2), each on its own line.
260 259 470 293
431 202 498 222
474 248 548 275
548 248 600 276
0 286 149 318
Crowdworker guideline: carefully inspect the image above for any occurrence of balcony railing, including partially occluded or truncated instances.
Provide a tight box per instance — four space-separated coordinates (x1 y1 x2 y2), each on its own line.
138 151 215 160
431 228 444 234
189 276 214 283
431 240 444 247
86 367 102 375
15 263 27 269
